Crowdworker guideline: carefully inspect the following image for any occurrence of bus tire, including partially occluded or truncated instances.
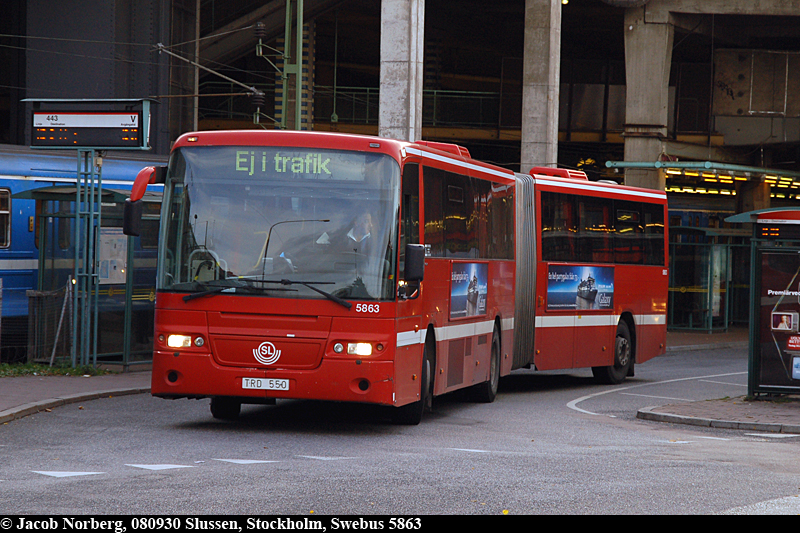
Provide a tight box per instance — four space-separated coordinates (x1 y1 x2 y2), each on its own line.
470 324 501 403
210 397 241 420
592 320 633 385
392 340 434 425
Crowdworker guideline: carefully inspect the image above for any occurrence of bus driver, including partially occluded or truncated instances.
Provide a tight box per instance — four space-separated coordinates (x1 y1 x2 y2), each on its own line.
316 211 374 255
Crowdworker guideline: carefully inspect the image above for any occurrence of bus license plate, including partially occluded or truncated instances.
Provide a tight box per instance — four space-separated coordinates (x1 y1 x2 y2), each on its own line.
242 378 289 391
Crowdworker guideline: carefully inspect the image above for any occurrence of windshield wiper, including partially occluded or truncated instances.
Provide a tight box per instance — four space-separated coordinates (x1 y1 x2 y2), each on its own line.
181 279 293 302
257 279 352 310
182 280 243 302
181 278 352 310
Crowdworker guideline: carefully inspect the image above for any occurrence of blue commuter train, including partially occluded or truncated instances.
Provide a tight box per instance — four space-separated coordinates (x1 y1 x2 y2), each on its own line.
0 144 165 362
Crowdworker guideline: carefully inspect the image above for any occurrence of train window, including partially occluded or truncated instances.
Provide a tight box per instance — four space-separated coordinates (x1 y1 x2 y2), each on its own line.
0 189 9 248
57 201 72 250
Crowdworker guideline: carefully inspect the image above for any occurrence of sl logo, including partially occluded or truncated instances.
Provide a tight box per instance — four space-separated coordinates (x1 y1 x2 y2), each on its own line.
253 341 281 365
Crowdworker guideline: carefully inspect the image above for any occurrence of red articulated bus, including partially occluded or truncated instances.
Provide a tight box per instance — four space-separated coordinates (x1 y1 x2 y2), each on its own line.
124 130 667 424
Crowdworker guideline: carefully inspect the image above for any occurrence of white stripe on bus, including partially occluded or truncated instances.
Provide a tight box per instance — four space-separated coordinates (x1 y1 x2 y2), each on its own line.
397 318 514 347
404 147 515 180
535 313 666 328
397 313 665 346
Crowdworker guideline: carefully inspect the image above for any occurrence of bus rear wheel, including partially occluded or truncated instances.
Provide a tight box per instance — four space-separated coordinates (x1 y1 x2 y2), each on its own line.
210 397 241 420
592 321 633 385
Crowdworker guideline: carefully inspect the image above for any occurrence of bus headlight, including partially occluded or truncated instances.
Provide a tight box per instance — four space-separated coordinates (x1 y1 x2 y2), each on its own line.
332 342 373 356
167 334 193 348
347 343 372 356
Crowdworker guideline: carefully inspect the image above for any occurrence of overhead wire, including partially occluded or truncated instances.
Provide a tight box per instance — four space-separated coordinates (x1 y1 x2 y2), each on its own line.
0 26 276 88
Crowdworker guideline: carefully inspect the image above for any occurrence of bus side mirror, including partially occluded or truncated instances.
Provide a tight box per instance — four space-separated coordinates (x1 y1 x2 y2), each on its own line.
404 243 425 282
123 165 167 237
123 198 143 236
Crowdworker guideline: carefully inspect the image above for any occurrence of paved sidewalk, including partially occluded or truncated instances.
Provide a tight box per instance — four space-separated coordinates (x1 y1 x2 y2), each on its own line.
638 395 800 434
1 326 799 433
648 326 800 434
0 370 151 424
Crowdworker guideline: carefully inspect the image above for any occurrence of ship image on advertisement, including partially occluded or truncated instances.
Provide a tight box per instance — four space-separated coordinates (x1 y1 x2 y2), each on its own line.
577 276 598 302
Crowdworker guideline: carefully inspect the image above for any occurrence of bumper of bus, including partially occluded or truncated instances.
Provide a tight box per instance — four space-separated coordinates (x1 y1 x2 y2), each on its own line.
150 350 398 406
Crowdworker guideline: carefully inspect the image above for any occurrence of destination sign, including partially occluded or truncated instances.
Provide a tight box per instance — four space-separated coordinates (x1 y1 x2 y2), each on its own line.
32 112 142 148
232 149 367 181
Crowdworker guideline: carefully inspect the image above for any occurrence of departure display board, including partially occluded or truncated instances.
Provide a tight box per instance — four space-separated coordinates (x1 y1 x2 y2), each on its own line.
32 111 143 148
758 219 800 241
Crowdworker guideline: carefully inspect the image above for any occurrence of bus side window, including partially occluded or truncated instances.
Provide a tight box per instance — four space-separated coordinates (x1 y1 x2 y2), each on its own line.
444 172 474 258
541 192 576 262
615 201 643 264
643 203 665 266
487 183 514 260
473 178 491 258
579 197 613 263
401 163 420 273
422 166 445 257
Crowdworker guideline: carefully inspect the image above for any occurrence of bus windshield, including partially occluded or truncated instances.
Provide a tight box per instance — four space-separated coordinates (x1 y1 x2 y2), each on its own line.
158 145 400 302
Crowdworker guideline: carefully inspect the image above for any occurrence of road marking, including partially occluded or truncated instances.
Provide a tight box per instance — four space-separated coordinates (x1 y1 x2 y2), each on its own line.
32 471 105 477
697 436 731 441
296 456 355 461
566 372 747 416
125 464 195 470
745 433 800 439
212 459 278 464
699 379 747 387
619 393 695 402
721 495 800 515
447 448 491 453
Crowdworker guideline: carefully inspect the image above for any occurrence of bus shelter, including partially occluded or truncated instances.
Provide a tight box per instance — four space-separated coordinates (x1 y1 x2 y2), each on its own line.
726 208 800 397
14 186 160 369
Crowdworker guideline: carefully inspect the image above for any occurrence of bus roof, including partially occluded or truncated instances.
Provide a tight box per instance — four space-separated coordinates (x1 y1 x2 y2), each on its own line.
530 169 667 202
172 129 408 152
171 130 517 183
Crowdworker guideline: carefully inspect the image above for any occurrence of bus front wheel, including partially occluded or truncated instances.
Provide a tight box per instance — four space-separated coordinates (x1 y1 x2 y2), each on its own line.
592 321 633 385
210 397 241 420
392 341 434 425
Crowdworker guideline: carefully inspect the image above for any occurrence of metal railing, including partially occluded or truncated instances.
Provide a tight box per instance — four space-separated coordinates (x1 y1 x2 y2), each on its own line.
198 82 513 129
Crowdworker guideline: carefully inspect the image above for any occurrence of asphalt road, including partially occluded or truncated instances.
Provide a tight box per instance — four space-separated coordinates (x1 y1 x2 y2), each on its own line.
1 345 799 515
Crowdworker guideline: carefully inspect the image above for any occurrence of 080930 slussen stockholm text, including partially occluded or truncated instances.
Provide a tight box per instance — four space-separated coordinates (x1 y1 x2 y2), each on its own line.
6 517 424 533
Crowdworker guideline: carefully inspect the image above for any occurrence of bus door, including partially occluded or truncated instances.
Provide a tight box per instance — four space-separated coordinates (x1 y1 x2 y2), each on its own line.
537 264 576 370
539 281 614 371
395 161 424 405
571 197 617 368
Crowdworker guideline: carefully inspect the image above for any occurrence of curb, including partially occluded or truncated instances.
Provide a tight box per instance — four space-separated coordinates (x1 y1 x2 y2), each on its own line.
0 387 150 424
637 406 800 435
665 341 748 353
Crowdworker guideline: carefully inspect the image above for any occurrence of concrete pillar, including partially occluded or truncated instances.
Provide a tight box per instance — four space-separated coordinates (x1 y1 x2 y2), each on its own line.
520 0 562 173
378 0 425 142
622 7 673 191
737 181 771 213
